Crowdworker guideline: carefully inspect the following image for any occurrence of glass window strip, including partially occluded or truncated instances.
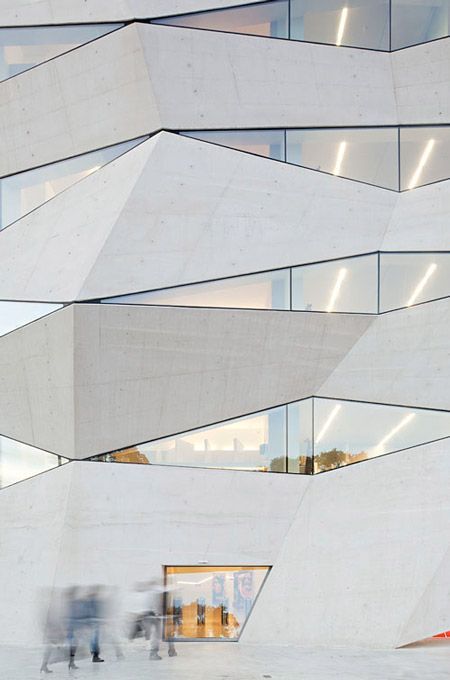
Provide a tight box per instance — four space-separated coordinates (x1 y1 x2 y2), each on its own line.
0 433 67 490
100 251 450 315
89 397 450 476
151 0 450 51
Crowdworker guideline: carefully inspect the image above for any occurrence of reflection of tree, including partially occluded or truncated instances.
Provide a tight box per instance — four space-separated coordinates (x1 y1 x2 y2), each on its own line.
270 456 313 474
110 448 150 464
315 448 347 472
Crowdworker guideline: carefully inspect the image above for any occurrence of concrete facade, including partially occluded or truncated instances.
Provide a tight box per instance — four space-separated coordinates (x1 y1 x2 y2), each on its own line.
0 0 449 656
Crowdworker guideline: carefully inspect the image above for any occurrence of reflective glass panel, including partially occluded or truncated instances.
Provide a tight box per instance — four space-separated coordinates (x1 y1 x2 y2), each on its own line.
105 406 287 472
291 254 378 313
0 24 120 82
165 566 269 640
379 253 450 311
391 0 450 49
181 129 286 161
287 399 313 473
0 137 147 229
103 270 290 311
286 128 398 189
0 301 62 337
0 435 62 489
400 127 450 190
313 398 450 472
153 2 289 38
290 0 389 50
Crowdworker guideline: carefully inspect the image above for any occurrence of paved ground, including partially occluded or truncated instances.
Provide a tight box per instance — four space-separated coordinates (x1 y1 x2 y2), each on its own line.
2 639 450 680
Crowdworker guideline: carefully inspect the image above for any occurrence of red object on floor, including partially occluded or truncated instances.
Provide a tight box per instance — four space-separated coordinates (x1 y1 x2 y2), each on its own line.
434 631 450 638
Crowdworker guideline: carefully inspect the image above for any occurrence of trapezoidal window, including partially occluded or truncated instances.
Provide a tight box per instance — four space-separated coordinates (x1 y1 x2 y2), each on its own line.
0 434 65 489
0 24 122 82
164 566 270 640
0 301 62 337
0 137 147 229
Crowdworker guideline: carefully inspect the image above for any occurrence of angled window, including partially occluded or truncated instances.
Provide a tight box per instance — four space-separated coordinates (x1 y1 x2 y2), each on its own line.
97 406 287 472
313 398 450 472
286 127 398 189
0 24 121 82
290 0 390 50
291 254 378 313
103 270 290 311
391 0 450 49
181 130 286 161
0 301 62 337
153 2 289 38
400 127 450 191
0 435 64 489
165 566 270 640
91 398 450 475
0 137 147 229
379 253 450 311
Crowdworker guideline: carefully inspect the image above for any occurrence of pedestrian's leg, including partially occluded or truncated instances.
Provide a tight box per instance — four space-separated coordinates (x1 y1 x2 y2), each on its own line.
149 614 162 660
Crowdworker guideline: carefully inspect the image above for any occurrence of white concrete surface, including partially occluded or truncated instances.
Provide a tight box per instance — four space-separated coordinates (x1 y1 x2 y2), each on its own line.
0 132 397 302
1 445 450 649
242 438 450 648
318 297 450 411
2 641 450 680
0 302 371 458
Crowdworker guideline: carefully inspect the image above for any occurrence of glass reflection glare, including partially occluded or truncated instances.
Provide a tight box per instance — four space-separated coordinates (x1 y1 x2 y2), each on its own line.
94 398 450 475
181 130 286 161
104 270 290 310
0 24 120 82
153 2 289 38
400 128 450 191
0 137 147 229
380 253 450 311
0 301 62 337
0 435 63 489
165 566 270 640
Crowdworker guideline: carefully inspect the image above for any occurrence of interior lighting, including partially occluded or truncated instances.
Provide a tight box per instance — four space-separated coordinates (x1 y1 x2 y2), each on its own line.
315 404 342 444
326 268 347 312
333 141 347 175
406 263 437 307
408 139 435 189
336 7 348 46
375 413 415 452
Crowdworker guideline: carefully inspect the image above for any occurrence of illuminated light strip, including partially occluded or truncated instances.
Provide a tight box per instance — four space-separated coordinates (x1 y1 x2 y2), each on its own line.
406 263 437 307
315 404 342 444
376 413 415 451
408 139 435 189
333 141 347 175
336 7 348 46
326 268 347 312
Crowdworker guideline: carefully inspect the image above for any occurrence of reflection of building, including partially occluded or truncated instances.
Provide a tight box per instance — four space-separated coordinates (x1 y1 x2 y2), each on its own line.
0 0 449 656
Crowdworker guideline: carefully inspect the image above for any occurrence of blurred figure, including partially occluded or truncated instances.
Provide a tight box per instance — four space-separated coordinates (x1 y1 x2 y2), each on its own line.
128 580 177 660
66 587 84 670
85 586 105 663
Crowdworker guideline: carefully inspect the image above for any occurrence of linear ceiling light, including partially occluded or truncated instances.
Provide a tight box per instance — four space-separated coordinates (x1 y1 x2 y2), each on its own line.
376 413 415 451
333 141 347 175
327 267 348 312
315 404 342 444
336 7 348 46
406 263 437 307
408 138 435 189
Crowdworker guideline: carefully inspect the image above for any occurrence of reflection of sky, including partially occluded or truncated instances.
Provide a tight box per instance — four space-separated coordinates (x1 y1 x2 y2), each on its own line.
0 436 59 488
0 301 61 336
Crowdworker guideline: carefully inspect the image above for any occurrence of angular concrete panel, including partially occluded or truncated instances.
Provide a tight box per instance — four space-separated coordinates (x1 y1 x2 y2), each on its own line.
0 132 397 302
242 438 450 648
318 297 450 411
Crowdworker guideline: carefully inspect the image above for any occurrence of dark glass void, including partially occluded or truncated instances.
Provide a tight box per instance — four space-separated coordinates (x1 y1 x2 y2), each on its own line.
164 566 270 640
101 252 450 315
0 24 121 82
0 434 65 489
181 127 450 191
90 398 450 475
152 0 449 50
0 137 148 230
